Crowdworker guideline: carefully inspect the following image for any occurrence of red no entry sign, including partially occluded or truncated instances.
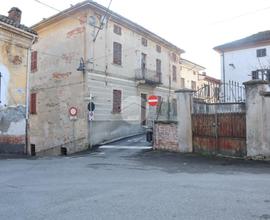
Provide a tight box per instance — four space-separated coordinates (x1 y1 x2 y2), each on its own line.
148 95 158 106
69 107 78 117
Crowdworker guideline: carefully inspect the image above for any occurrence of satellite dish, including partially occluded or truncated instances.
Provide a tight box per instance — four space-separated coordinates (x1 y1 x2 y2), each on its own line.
88 16 96 26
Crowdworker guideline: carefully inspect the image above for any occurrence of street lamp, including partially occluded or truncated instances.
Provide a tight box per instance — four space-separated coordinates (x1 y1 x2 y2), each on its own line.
77 57 85 73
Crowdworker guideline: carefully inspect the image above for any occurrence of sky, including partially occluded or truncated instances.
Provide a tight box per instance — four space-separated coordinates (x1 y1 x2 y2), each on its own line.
2 0 270 79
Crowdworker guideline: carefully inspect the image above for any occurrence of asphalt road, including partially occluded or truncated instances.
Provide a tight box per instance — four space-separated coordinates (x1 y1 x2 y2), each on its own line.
0 135 270 220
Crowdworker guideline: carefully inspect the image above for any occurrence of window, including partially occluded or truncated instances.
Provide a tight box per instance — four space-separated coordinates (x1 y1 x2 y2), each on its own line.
172 98 177 116
141 37 148 47
156 45 161 53
113 42 122 65
257 48 266 57
113 89 122 113
252 71 259 80
113 24 122 35
181 78 185 88
30 93 37 114
204 84 210 97
191 81 197 91
31 51 37 72
156 59 161 75
172 65 177 81
141 53 147 74
172 53 177 62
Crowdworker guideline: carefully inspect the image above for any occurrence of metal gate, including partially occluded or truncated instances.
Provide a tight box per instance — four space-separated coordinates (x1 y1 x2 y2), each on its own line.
192 110 246 157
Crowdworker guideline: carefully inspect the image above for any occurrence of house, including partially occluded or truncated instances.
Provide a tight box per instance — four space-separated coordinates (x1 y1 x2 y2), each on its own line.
214 31 270 85
197 73 221 103
0 7 37 154
179 58 205 90
29 0 186 156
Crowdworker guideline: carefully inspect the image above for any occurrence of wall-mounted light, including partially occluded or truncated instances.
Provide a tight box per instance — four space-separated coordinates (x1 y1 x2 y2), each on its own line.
77 57 85 73
229 63 235 69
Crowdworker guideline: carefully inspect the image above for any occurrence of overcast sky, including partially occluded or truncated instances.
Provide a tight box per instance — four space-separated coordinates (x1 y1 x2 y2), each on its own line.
2 0 270 78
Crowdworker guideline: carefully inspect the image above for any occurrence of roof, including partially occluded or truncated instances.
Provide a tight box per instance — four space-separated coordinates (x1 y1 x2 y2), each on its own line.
214 31 270 53
32 0 185 54
180 58 206 70
204 75 221 84
0 14 37 35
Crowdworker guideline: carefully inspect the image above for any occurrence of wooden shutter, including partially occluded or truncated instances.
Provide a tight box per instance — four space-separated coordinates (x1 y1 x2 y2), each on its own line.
30 93 37 114
31 51 37 72
113 42 122 65
113 90 122 113
172 65 177 81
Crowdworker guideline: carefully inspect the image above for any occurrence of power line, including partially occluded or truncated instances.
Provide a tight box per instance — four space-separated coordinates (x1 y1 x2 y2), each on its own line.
211 5 270 25
93 0 113 42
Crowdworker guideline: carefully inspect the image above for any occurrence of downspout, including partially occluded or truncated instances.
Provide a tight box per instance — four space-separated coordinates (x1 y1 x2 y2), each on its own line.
222 50 226 102
25 36 36 155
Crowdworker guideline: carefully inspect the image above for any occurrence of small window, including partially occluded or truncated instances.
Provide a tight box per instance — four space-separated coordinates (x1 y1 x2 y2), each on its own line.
30 93 37 114
257 48 266 57
191 81 197 91
141 37 148 47
172 98 177 116
181 78 185 88
156 45 161 53
204 84 210 97
31 51 38 72
252 71 259 80
113 42 122 65
172 53 177 62
156 59 161 75
172 65 177 81
113 89 122 113
113 24 122 35
193 71 197 75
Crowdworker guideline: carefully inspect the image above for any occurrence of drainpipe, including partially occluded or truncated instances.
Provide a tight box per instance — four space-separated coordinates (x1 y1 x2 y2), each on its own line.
222 50 226 102
25 37 36 155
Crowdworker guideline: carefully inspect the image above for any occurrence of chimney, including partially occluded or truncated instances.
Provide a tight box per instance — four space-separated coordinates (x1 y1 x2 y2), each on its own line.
8 7 22 24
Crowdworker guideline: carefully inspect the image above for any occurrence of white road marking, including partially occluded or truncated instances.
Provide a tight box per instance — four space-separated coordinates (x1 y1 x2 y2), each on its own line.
99 145 152 150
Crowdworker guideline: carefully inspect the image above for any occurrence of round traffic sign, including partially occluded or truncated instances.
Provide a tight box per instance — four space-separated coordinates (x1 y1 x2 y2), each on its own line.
69 107 78 116
148 95 158 106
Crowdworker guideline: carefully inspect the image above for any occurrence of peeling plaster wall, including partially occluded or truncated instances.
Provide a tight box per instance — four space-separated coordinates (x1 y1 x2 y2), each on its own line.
30 10 89 155
31 6 185 154
0 27 32 154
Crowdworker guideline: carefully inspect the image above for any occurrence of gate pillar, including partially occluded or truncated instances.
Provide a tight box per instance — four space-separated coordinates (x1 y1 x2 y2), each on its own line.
175 89 194 153
244 80 270 157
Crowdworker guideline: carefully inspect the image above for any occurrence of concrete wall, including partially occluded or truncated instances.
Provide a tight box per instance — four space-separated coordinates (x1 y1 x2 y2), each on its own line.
221 45 270 85
0 24 34 154
244 80 270 157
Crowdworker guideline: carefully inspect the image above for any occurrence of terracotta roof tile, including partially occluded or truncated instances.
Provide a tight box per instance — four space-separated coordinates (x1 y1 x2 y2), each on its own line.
0 15 37 35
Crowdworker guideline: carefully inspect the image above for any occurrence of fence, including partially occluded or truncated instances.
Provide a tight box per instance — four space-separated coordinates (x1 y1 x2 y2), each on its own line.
194 80 245 103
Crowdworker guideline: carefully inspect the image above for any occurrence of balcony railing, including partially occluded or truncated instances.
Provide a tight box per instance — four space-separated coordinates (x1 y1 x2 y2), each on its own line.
135 68 162 85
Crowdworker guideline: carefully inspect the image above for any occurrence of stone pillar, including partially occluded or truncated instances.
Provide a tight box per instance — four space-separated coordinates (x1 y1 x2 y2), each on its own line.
244 80 270 157
175 89 194 153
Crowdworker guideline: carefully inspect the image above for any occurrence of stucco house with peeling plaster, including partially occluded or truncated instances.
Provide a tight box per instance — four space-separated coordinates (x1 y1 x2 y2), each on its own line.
0 7 37 154
28 0 190 156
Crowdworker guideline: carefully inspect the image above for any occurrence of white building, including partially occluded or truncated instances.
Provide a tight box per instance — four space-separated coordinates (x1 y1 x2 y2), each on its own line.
214 31 270 85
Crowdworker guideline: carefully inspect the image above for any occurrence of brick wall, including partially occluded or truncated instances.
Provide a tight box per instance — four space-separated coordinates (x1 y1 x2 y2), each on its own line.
153 122 179 152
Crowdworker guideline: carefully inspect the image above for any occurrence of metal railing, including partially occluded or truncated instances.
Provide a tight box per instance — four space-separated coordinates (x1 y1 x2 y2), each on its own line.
135 68 162 85
194 80 245 103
